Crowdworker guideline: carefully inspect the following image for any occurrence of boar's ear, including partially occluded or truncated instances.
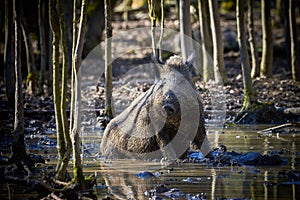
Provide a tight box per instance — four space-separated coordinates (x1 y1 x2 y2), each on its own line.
185 50 196 72
186 50 196 64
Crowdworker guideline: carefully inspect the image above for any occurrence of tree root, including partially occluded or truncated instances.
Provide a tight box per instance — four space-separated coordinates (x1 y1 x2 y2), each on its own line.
4 175 68 193
235 102 300 124
1 154 97 199
235 102 281 124
3 171 97 199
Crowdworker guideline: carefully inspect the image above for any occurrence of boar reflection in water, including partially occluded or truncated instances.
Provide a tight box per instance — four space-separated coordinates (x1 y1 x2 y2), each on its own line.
100 54 211 160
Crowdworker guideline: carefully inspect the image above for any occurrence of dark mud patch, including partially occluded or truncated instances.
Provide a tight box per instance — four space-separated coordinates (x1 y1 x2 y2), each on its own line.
188 145 287 166
145 184 204 200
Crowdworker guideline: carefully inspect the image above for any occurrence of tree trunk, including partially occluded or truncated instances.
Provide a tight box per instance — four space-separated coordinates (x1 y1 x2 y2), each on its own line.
198 0 213 81
20 22 36 75
20 24 30 75
158 0 164 62
71 0 88 187
9 0 26 170
21 22 37 94
38 0 46 94
283 0 291 70
4 0 15 107
289 0 300 81
57 0 72 180
236 0 257 111
70 0 78 133
46 6 52 95
208 0 228 84
260 0 273 78
248 0 259 78
49 0 66 181
148 0 161 59
179 0 193 59
104 0 114 119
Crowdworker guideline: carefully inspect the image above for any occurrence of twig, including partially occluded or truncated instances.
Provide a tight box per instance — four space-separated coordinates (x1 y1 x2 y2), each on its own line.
53 179 71 186
258 122 300 133
235 112 248 123
49 192 63 200
282 107 300 116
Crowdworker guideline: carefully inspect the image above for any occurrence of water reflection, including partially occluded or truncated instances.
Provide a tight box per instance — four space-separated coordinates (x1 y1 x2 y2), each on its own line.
93 125 300 199
2 125 299 199
97 163 300 199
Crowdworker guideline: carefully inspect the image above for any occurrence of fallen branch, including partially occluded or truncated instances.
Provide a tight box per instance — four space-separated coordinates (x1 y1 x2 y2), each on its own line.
258 122 300 133
281 107 300 116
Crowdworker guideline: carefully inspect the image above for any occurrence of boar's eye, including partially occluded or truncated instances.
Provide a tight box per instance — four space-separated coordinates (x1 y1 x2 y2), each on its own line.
165 90 176 102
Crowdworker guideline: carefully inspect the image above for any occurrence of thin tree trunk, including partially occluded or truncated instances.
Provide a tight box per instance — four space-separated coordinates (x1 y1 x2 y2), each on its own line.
283 0 291 70
236 0 257 111
20 23 37 74
38 0 46 94
248 0 259 78
158 0 164 62
21 22 37 94
198 0 213 81
9 0 26 170
47 20 53 95
20 23 31 78
57 0 72 179
179 0 193 59
4 0 15 107
49 0 66 181
104 0 114 119
260 0 273 78
148 0 157 58
71 0 88 187
148 0 162 79
208 0 228 84
289 0 300 81
70 0 78 134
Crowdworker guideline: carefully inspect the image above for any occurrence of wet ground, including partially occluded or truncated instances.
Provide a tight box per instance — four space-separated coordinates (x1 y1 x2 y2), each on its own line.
1 6 300 200
1 124 299 200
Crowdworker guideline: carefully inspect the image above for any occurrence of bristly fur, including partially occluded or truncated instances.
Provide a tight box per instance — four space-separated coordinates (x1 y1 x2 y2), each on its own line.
100 55 208 160
165 55 191 79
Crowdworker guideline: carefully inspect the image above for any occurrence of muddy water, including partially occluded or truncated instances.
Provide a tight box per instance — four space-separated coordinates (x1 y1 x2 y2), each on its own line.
1 125 299 200
84 125 300 200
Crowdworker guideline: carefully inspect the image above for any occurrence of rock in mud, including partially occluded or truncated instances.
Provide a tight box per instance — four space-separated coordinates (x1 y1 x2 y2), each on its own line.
135 171 155 179
208 145 287 166
100 53 211 160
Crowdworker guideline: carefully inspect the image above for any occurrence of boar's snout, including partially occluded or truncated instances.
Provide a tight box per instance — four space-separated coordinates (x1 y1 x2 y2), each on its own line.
162 90 180 116
163 104 176 115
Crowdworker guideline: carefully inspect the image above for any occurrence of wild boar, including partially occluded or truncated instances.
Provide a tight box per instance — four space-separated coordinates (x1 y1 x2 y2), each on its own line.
100 53 211 160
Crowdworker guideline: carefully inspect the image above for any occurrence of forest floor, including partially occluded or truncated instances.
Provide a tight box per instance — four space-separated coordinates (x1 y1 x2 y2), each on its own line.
0 7 300 200
0 9 300 138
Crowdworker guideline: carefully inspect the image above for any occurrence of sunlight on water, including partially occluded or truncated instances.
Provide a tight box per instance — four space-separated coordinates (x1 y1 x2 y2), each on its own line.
83 125 300 200
1 125 299 200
